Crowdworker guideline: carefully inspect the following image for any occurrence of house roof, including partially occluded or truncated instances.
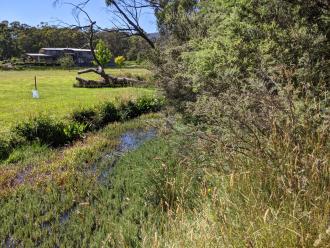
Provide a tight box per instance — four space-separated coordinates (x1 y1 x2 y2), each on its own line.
26 53 52 57
41 48 91 52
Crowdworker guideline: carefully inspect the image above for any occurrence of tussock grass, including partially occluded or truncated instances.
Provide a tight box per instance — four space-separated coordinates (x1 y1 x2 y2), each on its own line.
141 91 330 247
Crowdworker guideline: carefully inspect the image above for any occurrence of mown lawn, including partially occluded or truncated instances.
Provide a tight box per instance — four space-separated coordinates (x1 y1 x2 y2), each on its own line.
0 68 154 133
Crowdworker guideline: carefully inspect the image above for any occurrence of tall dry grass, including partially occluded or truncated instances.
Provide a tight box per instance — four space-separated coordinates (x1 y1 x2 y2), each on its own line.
142 84 330 247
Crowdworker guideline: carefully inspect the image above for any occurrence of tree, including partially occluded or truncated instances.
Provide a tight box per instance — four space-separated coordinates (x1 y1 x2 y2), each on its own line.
0 21 92 60
94 40 112 67
154 0 329 106
58 55 75 69
97 31 129 57
126 36 151 61
55 0 160 49
66 3 144 87
104 0 157 48
0 21 19 60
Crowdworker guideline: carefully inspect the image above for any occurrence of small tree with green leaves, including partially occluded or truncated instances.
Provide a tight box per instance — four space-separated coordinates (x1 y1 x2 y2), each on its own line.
115 55 125 67
58 55 74 69
94 40 112 68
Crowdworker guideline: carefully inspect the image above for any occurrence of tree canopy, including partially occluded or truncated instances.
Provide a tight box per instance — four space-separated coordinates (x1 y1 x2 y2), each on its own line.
0 20 152 61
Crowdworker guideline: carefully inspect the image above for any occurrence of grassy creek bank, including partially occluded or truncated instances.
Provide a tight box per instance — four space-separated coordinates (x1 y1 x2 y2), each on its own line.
0 111 329 247
0 113 175 246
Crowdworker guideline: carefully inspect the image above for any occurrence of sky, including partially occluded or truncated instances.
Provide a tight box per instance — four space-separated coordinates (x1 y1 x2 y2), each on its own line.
0 0 158 33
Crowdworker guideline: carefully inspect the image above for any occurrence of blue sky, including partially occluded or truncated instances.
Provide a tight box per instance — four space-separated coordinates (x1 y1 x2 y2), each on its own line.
0 0 157 33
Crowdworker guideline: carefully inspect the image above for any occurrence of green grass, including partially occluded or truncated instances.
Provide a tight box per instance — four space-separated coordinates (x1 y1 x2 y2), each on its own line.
0 113 172 246
1 111 328 247
0 68 154 133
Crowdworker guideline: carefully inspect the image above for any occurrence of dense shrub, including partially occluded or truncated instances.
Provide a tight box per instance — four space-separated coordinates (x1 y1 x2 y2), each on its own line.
119 100 141 120
0 96 164 161
118 96 164 120
57 55 75 69
71 108 100 131
155 0 329 108
71 97 164 128
0 138 10 160
12 116 69 147
136 96 164 114
63 122 86 141
99 102 120 125
149 0 329 246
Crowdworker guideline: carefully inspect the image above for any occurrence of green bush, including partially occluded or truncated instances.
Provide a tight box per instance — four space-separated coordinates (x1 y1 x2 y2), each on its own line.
99 102 120 125
119 96 165 121
57 55 75 69
63 122 86 141
1 96 164 161
136 96 165 114
71 107 100 131
0 138 10 160
12 116 69 147
156 0 329 108
119 100 141 120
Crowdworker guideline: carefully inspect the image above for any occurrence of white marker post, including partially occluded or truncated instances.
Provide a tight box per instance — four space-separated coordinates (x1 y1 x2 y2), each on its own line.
32 76 39 99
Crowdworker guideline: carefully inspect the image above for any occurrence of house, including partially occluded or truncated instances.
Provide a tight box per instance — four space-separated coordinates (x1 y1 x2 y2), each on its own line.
26 48 94 66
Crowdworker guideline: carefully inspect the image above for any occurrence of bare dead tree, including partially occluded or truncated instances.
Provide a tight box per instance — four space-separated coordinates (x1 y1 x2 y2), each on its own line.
54 1 148 87
105 0 157 48
55 0 160 48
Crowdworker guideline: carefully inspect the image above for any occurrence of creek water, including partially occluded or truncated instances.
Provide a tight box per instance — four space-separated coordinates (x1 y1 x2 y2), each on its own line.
97 127 157 183
38 127 158 233
5 128 158 247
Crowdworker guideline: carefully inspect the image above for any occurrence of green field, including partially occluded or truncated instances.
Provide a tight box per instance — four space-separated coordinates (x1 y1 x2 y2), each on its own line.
0 68 154 133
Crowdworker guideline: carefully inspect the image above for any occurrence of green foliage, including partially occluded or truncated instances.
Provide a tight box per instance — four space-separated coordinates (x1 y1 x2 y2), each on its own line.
150 0 330 246
0 21 19 60
136 96 165 114
118 100 140 120
0 21 87 60
0 21 149 62
119 96 165 120
0 96 164 161
6 143 50 164
99 102 119 125
114 55 125 67
57 55 75 69
94 39 112 67
156 0 329 106
63 122 86 141
71 107 100 131
0 21 151 63
156 0 199 42
125 36 151 62
0 138 9 160
12 116 69 147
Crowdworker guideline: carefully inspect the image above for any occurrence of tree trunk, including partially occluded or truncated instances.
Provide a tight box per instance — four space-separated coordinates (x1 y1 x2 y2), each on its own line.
74 19 147 88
